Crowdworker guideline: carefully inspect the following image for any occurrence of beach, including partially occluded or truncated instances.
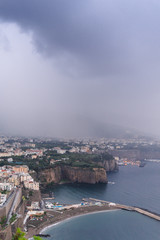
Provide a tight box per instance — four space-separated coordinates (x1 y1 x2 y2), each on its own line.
26 204 118 239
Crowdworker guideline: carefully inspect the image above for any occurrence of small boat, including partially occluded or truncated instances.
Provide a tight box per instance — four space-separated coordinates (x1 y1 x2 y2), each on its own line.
118 162 125 166
139 162 146 167
108 181 115 185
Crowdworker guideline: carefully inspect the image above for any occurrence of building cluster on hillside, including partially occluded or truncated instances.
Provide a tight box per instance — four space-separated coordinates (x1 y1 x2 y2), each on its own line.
0 134 159 160
0 148 43 158
53 146 92 154
0 136 45 160
0 135 160 174
0 165 39 193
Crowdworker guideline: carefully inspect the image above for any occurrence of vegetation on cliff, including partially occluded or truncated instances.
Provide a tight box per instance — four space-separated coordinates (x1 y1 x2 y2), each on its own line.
1 152 114 173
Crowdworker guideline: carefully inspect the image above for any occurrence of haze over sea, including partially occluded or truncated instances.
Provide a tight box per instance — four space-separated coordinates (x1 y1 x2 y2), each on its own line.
42 162 160 240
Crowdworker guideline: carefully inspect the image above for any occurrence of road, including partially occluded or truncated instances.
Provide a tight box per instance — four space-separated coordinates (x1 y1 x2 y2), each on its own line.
0 189 15 209
6 188 21 224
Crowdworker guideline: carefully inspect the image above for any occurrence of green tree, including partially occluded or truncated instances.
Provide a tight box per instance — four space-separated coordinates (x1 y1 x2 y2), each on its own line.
0 216 7 227
33 237 43 240
22 196 26 201
12 228 43 240
29 191 33 196
12 228 27 240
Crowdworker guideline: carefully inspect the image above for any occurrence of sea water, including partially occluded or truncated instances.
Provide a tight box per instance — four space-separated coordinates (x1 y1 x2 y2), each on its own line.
42 162 160 239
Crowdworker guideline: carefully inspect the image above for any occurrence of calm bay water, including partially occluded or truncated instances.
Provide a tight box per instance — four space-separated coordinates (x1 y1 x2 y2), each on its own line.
42 162 160 239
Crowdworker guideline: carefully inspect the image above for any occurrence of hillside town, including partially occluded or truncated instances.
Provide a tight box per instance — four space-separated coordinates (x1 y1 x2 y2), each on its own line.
0 135 160 173
0 164 39 204
0 135 160 160
0 134 160 239
0 134 159 211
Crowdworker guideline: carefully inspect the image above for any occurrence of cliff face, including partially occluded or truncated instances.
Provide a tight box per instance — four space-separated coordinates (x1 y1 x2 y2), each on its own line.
61 166 107 184
39 165 107 185
38 159 118 185
98 159 118 172
39 166 62 184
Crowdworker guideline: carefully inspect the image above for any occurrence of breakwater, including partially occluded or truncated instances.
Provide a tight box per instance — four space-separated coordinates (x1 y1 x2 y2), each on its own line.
87 198 160 221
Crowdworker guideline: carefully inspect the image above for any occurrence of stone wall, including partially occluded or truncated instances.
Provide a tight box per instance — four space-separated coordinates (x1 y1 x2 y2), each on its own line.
0 190 16 218
0 206 6 219
5 192 15 217
13 188 22 213
0 225 12 240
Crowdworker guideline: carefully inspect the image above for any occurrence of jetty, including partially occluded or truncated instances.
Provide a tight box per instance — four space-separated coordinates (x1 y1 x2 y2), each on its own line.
83 198 160 221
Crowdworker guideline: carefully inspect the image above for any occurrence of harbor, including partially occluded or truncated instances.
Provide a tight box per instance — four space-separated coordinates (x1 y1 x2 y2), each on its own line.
26 196 160 238
42 196 160 221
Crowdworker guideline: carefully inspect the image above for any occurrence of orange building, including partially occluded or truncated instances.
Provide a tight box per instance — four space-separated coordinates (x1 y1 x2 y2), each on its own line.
12 165 29 173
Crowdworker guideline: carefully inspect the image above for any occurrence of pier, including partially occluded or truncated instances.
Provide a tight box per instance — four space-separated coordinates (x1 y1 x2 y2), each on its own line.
83 198 160 221
134 207 160 221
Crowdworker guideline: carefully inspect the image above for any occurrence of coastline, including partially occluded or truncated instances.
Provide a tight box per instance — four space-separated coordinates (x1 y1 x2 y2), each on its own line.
26 205 118 239
40 209 119 234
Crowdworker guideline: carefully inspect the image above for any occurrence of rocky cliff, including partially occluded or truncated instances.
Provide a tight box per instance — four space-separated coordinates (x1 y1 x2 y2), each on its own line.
98 159 118 172
39 166 62 184
38 158 118 185
38 165 107 185
61 166 107 184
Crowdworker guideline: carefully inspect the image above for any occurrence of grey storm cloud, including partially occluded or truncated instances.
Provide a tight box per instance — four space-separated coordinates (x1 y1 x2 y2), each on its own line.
0 0 160 137
1 0 160 78
0 0 157 76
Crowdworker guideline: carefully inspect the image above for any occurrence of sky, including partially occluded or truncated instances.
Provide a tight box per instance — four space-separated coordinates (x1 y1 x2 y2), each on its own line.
0 0 160 138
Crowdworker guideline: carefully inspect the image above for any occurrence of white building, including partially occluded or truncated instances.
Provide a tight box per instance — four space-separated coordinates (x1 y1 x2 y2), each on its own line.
0 194 7 206
20 173 32 182
0 152 12 157
7 158 13 163
0 183 13 191
24 181 39 191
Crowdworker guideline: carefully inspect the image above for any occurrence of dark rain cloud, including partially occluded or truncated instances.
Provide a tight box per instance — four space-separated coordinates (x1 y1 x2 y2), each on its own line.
0 0 160 137
1 0 160 79
1 0 158 77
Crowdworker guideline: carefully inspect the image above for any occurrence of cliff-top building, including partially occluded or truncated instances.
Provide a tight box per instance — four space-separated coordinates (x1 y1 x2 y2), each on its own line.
24 180 39 191
12 165 29 173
